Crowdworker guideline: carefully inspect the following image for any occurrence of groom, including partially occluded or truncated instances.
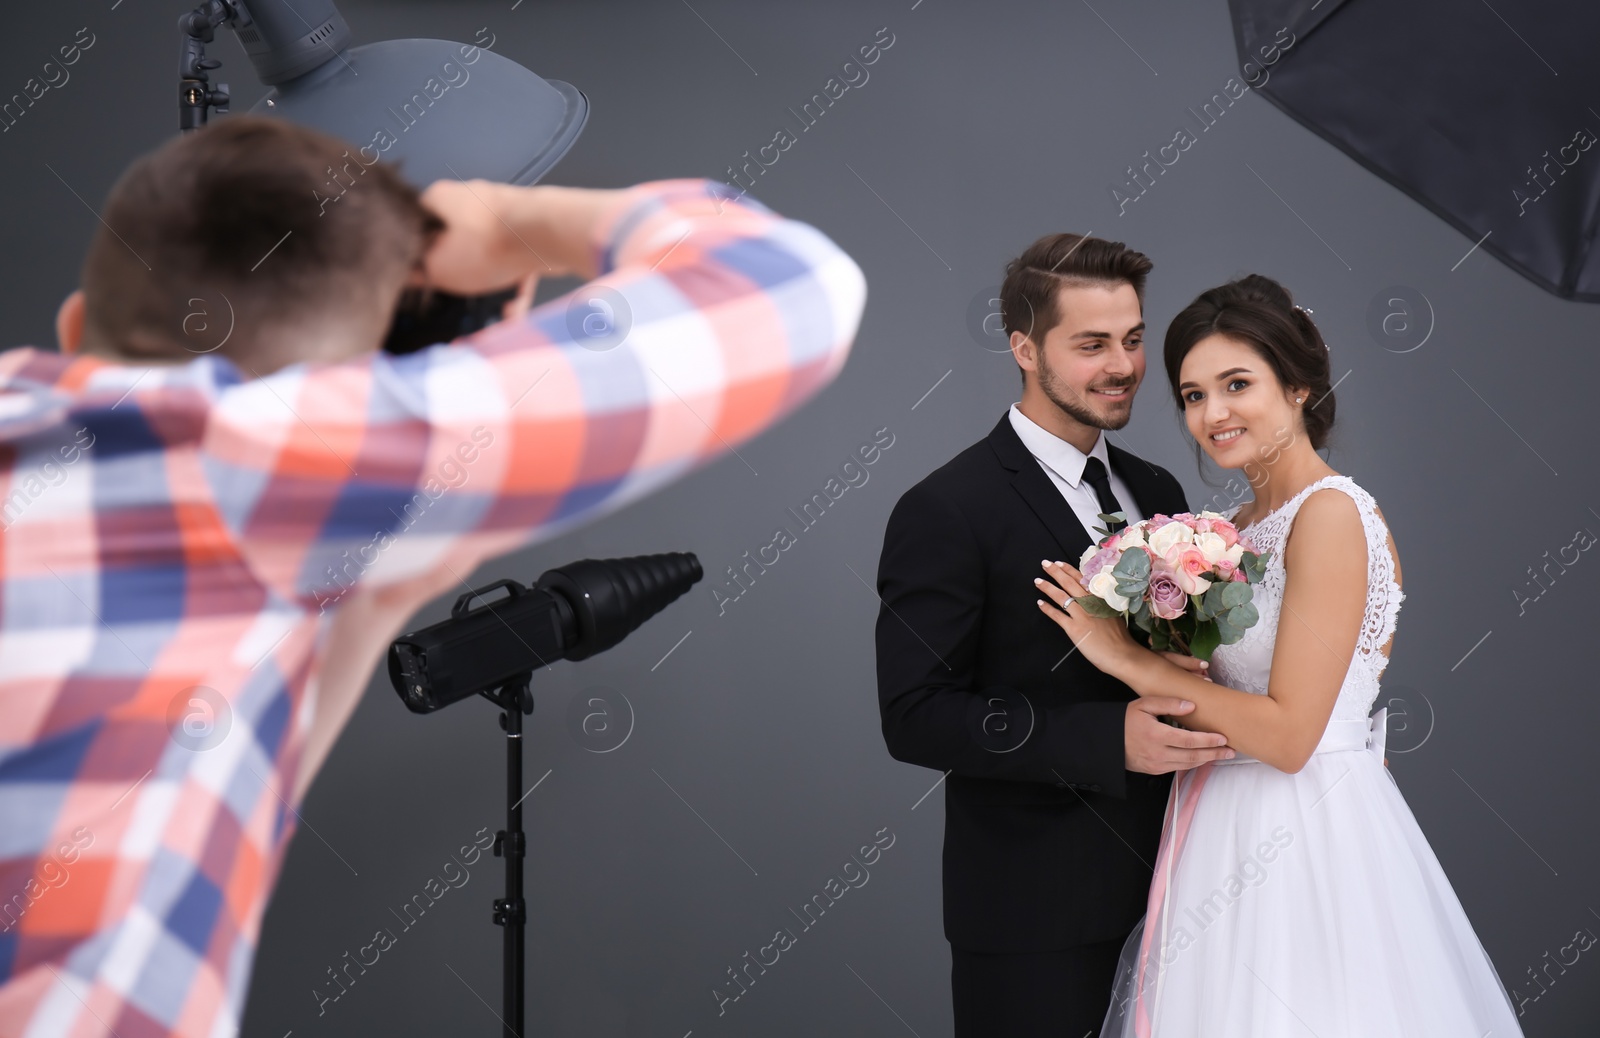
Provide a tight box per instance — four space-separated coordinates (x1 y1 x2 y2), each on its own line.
873 234 1232 1037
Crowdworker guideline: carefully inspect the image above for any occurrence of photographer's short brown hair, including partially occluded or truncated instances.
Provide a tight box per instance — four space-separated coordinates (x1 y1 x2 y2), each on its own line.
78 115 444 365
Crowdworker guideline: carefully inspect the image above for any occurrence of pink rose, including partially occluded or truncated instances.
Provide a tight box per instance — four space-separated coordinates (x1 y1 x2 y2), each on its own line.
1171 546 1214 595
1213 559 1237 582
1146 514 1175 532
1232 567 1248 582
1148 568 1188 620
1190 516 1240 547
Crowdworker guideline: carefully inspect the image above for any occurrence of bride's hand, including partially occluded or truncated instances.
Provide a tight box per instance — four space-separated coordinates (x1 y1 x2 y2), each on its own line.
1161 652 1212 681
1035 560 1147 680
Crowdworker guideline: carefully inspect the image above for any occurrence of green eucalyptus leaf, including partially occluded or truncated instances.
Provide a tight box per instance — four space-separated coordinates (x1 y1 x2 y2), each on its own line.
1188 621 1222 661
1073 593 1121 618
1113 549 1150 598
1114 548 1151 578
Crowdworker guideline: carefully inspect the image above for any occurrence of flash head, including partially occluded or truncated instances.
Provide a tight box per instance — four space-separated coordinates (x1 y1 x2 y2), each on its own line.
388 552 702 714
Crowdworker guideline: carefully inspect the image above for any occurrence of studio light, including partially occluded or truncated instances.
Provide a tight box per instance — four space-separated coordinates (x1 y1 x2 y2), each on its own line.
178 0 587 187
386 553 701 1038
175 0 591 354
388 553 704 715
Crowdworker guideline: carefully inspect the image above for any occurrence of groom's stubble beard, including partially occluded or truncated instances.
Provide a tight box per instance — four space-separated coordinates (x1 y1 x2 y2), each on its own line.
1035 348 1136 432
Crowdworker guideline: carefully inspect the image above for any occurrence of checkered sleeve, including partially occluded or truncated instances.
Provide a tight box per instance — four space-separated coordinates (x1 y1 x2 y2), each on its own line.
199 178 867 610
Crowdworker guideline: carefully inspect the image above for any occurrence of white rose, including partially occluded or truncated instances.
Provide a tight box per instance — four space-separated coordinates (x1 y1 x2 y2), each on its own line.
1148 519 1194 558
1115 524 1148 551
1194 531 1229 565
1087 570 1130 612
1226 543 1244 566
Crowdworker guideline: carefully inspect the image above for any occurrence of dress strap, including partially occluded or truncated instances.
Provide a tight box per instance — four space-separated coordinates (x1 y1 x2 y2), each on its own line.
1286 475 1407 670
1265 474 1365 551
1226 473 1342 530
1284 473 1345 514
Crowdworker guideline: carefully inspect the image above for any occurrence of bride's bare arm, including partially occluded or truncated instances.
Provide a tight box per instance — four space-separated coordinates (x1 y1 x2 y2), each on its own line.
1119 489 1368 772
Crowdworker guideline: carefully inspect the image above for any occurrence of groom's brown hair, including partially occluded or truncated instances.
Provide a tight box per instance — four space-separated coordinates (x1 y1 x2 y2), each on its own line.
999 234 1153 385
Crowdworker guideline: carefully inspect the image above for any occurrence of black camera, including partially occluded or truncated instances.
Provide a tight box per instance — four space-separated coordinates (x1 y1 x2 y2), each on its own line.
381 285 522 356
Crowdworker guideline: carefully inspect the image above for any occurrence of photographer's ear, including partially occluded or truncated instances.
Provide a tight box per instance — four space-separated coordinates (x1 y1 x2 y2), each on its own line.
56 289 86 356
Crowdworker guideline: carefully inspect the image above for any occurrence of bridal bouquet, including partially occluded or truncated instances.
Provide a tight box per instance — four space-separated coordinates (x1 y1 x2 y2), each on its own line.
1072 510 1272 662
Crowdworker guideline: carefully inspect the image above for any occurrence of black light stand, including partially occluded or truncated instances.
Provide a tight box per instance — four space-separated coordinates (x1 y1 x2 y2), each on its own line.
481 674 535 1038
177 2 234 131
387 553 703 1037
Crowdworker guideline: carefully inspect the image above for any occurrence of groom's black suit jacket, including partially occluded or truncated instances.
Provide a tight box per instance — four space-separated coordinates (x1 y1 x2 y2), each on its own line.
875 411 1190 953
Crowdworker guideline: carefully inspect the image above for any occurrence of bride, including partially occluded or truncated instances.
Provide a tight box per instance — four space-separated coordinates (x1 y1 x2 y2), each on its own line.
1034 274 1525 1036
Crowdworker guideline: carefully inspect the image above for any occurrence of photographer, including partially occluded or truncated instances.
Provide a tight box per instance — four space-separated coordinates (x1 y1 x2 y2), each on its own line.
0 115 865 1037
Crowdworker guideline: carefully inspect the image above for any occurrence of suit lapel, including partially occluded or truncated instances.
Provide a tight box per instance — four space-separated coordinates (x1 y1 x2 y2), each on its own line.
987 411 1176 562
1107 440 1172 525
988 412 1097 563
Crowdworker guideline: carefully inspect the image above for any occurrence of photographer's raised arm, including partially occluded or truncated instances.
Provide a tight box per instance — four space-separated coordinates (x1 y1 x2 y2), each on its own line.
204 178 866 607
874 482 1133 797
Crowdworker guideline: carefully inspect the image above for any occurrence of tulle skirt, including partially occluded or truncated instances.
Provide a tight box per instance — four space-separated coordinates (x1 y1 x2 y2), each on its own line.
1100 720 1525 1037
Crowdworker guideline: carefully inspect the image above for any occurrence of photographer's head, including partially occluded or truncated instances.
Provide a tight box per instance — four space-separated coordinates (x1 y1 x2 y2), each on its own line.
56 115 444 375
1001 233 1153 454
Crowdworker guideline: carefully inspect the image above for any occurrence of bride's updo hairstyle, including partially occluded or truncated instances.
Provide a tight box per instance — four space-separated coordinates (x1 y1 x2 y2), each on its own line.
1162 273 1337 453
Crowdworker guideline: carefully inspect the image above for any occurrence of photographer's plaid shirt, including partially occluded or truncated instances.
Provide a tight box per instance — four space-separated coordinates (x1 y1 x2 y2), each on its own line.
0 179 865 1037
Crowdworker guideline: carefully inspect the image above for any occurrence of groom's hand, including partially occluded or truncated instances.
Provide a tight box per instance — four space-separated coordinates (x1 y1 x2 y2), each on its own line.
1126 698 1235 774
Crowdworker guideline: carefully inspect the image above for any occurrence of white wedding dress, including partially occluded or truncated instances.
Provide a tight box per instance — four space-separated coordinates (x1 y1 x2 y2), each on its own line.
1100 474 1525 1037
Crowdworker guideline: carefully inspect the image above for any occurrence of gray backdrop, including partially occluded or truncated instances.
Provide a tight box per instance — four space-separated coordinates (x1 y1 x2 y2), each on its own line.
4 1 1596 1035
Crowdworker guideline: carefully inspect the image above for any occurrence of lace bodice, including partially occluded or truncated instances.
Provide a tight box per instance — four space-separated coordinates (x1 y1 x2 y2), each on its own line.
1209 475 1405 722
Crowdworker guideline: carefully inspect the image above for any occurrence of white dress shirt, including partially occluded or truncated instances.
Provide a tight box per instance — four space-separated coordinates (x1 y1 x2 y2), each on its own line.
1008 402 1144 543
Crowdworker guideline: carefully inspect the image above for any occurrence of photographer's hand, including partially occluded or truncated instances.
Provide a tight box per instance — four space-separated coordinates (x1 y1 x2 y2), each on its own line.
501 272 540 323
407 179 623 294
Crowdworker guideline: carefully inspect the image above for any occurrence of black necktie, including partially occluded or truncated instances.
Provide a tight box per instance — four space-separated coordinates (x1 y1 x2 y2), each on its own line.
1080 456 1127 534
